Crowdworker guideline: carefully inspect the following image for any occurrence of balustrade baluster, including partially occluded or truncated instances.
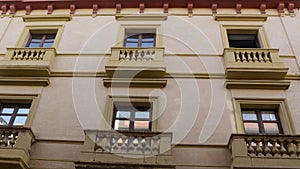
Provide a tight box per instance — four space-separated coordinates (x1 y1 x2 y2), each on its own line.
246 138 256 156
111 136 119 152
136 137 143 153
3 131 9 147
144 137 152 154
9 131 17 148
279 139 289 157
250 52 257 62
152 136 160 155
151 51 155 61
234 52 239 62
124 51 130 61
239 52 245 62
287 139 296 157
119 51 125 61
295 141 300 157
120 135 127 152
18 50 24 60
271 139 281 157
145 51 150 61
264 139 272 157
127 136 135 153
244 52 249 62
267 52 272 62
135 50 141 61
255 139 263 157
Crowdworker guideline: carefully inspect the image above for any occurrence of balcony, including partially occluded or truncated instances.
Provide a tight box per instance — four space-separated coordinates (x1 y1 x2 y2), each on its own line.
229 134 300 169
0 126 35 169
0 48 56 77
75 130 175 169
105 47 166 78
223 48 290 89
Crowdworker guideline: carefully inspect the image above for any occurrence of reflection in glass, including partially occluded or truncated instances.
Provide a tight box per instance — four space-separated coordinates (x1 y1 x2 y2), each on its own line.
244 122 259 133
13 116 27 125
135 111 150 119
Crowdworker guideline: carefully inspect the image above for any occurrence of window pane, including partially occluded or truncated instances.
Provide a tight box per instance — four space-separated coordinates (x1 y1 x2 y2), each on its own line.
28 43 41 48
228 34 260 48
18 108 30 115
116 111 130 118
114 120 130 130
45 34 56 40
134 121 149 130
0 116 11 125
2 108 14 114
125 42 138 47
261 111 276 121
135 111 150 119
13 116 27 125
42 42 54 47
244 122 260 133
264 123 280 133
242 111 257 120
141 42 155 47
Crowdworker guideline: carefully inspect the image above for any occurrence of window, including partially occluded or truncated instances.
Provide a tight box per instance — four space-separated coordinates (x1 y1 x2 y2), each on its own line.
221 25 270 48
0 103 31 126
112 102 152 131
233 99 295 134
124 33 156 47
242 109 283 134
26 33 56 48
228 33 260 48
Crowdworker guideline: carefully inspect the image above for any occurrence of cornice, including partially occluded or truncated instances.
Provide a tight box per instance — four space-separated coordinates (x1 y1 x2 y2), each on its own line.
0 0 299 15
22 14 72 22
214 14 268 21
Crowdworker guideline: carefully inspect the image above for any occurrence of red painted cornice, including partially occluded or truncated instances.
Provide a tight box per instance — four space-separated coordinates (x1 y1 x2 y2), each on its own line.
0 0 299 10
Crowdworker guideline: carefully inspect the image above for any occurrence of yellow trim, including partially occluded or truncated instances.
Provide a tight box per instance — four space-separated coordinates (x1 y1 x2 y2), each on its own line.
233 98 296 134
0 94 40 127
214 14 268 21
22 14 72 22
16 25 65 48
115 14 167 21
105 96 159 131
220 24 270 48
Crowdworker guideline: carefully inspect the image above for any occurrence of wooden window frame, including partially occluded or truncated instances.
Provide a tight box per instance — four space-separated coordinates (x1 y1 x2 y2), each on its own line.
26 33 56 48
241 109 283 134
112 102 153 131
124 33 156 47
0 103 31 126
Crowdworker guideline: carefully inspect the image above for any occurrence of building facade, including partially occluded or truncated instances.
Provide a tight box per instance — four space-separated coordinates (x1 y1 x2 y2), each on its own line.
0 0 300 168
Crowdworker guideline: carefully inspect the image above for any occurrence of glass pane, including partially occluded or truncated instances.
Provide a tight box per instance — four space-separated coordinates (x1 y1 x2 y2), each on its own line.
228 34 259 48
125 42 138 47
244 122 259 133
2 108 14 114
17 108 30 115
114 120 130 130
13 116 27 126
45 34 56 40
0 116 11 125
242 111 257 120
141 42 155 47
261 111 276 121
28 43 41 48
264 123 280 133
116 111 130 118
134 121 149 130
42 42 53 47
135 111 150 119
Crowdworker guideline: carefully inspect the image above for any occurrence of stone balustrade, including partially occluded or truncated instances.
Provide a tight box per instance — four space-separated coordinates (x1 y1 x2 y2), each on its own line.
223 48 288 80
105 47 166 78
0 126 35 169
229 134 300 169
0 47 56 77
118 48 156 61
86 130 172 155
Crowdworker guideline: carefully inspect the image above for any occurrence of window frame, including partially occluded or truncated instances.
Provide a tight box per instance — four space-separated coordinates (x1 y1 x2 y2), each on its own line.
124 33 156 47
233 98 295 134
0 94 39 128
116 24 162 47
0 103 31 126
221 25 270 49
105 96 159 132
112 102 153 131
26 33 57 48
241 108 283 134
16 25 64 48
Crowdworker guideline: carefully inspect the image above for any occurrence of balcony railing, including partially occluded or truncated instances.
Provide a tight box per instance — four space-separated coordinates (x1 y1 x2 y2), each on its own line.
223 48 288 79
77 130 174 168
0 47 56 77
0 126 35 169
229 134 300 169
105 47 166 78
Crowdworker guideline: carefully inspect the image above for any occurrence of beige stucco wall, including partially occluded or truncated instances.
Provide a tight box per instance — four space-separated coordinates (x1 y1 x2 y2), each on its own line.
0 8 299 169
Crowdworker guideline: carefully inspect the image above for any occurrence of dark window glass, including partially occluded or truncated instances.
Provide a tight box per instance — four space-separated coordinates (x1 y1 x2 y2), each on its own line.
228 34 260 48
0 104 31 126
242 109 283 134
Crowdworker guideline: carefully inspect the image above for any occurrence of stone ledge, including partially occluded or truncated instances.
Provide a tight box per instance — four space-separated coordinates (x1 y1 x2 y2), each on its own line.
225 79 290 89
103 78 167 88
